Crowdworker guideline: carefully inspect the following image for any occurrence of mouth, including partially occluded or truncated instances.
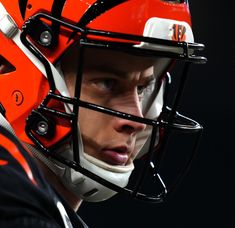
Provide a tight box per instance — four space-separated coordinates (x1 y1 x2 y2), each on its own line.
101 146 131 166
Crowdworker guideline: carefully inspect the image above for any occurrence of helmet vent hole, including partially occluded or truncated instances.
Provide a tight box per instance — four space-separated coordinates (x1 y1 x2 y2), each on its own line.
27 4 32 10
0 55 16 74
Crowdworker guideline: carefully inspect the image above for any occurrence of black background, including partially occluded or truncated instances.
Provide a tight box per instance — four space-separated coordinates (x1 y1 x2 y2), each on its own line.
79 1 235 227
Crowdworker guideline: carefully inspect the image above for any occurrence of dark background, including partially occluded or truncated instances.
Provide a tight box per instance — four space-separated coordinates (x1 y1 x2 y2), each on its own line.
79 1 235 227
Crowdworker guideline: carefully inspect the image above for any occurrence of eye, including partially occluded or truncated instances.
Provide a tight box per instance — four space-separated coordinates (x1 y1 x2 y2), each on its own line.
137 85 146 95
137 78 155 97
137 84 149 101
94 78 116 92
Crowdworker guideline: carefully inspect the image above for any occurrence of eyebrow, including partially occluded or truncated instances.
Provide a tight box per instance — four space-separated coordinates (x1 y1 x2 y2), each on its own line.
87 65 128 78
143 74 155 83
86 64 155 83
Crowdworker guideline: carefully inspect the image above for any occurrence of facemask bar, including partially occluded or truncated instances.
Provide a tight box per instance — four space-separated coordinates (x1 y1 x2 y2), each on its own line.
21 12 206 203
148 68 203 199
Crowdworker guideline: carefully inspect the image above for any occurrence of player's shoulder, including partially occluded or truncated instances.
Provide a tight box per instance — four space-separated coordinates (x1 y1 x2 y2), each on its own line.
0 124 65 226
0 124 39 185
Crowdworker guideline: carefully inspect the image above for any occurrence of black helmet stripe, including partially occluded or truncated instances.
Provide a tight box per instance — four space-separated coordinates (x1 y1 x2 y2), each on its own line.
68 0 126 42
51 0 67 38
51 0 67 19
77 0 127 28
18 0 28 20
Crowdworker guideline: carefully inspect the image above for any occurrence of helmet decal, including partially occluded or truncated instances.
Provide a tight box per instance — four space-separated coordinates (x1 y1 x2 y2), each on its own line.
171 24 186 42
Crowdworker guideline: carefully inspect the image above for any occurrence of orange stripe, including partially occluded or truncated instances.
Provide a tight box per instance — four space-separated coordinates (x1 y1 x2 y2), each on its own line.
176 24 179 41
0 159 8 166
0 134 37 186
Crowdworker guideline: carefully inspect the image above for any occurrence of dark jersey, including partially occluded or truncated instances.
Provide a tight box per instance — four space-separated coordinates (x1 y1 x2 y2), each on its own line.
0 125 88 228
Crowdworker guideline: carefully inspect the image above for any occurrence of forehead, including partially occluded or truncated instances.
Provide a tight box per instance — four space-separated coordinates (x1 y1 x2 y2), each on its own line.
83 48 155 73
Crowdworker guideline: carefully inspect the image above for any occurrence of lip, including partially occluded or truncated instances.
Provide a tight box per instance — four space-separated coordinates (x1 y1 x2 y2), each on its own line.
101 146 131 166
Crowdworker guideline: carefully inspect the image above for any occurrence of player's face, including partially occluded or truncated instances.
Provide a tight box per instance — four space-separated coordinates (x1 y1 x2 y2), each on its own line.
63 48 155 166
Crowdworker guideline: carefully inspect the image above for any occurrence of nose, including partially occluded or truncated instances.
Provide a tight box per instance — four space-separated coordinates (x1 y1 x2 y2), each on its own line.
113 95 146 135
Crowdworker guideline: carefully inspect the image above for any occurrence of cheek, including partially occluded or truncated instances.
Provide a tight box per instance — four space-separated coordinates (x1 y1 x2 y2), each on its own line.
79 108 95 135
78 108 113 157
78 108 110 140
64 73 76 97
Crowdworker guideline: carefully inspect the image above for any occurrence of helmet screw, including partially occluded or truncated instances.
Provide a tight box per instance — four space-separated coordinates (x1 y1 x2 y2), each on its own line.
40 30 52 46
37 120 48 135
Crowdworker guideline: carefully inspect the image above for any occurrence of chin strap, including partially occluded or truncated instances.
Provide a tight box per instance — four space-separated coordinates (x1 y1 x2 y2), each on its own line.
24 143 66 178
